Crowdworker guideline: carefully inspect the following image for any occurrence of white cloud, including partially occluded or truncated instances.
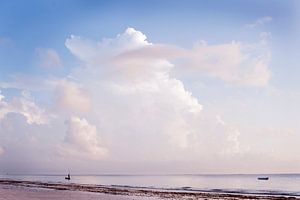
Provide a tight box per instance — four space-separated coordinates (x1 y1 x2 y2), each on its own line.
0 91 4 101
0 90 49 125
163 117 190 149
184 41 271 86
62 27 252 164
66 28 203 151
55 79 91 113
60 116 107 160
259 32 272 45
216 115 240 155
35 48 62 68
65 27 151 64
0 27 276 173
245 16 272 28
112 35 271 87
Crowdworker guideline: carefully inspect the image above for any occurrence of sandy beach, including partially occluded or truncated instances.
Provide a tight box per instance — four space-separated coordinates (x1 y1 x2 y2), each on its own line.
0 179 298 200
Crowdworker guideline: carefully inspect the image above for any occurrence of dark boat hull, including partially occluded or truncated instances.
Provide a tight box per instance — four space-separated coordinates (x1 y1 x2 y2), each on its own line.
65 174 71 180
257 177 269 180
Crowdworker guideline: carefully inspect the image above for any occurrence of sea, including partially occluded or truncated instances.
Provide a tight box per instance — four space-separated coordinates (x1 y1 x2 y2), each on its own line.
1 174 300 196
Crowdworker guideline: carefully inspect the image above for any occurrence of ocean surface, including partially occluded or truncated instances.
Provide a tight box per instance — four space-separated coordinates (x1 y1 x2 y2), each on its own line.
1 174 300 196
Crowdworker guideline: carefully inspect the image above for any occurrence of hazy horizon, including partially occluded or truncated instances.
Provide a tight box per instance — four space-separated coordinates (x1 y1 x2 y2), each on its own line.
1 0 300 174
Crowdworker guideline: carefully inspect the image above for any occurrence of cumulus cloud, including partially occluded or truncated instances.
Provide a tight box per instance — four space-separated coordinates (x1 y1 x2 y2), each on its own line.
62 27 251 163
65 28 151 64
0 90 49 125
35 48 62 68
0 27 275 172
245 16 272 28
66 28 203 151
55 80 91 113
60 116 107 160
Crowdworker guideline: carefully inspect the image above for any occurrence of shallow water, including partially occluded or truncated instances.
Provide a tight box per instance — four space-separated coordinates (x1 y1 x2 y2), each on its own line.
1 174 300 196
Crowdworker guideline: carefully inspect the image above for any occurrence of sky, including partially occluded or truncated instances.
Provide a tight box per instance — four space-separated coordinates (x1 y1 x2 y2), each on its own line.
0 0 300 174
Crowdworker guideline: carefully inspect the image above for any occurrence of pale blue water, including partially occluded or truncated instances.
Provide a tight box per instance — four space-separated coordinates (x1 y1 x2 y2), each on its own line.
1 174 300 196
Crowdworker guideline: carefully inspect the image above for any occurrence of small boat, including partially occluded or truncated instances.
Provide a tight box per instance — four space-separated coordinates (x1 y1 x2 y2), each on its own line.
257 177 269 180
65 173 71 180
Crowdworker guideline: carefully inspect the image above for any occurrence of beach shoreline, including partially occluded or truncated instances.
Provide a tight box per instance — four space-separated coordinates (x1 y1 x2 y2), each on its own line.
0 179 299 199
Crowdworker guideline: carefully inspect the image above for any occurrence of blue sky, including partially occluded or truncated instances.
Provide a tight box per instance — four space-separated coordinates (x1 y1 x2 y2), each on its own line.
1 0 300 173
0 0 298 85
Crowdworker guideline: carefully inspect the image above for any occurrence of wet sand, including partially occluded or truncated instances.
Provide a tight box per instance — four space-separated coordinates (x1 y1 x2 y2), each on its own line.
0 179 298 200
0 184 156 200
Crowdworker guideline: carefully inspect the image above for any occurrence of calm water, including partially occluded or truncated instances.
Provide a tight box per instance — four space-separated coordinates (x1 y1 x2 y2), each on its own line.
1 174 300 195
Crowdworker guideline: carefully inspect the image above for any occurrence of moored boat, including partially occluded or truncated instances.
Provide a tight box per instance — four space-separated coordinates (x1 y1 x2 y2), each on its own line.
257 177 269 180
65 173 71 180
